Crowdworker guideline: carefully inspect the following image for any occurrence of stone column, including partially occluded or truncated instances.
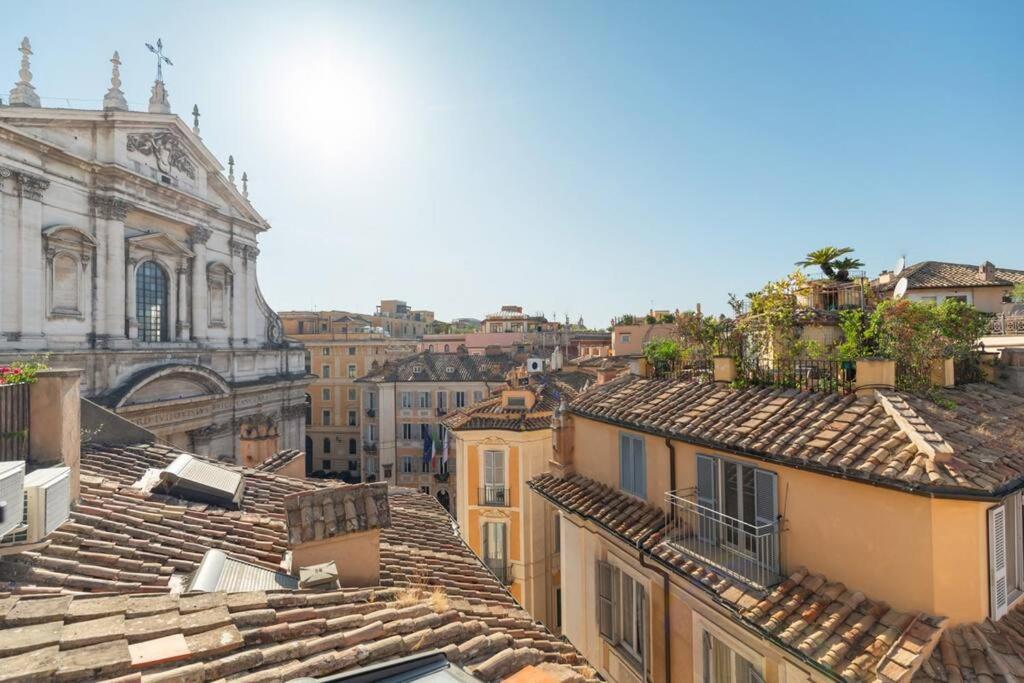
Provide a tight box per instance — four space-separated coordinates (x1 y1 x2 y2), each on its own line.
126 258 138 339
176 264 189 341
90 195 132 346
245 246 260 342
0 167 12 340
189 224 211 342
229 239 247 345
13 170 50 348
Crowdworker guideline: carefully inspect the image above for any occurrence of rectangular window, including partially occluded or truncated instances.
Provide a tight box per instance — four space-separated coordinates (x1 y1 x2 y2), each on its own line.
321 388 331 401
420 424 431 439
620 333 631 343
555 588 562 628
401 392 413 409
483 450 507 505
401 456 414 473
482 522 508 576
321 365 331 379
553 515 561 552
402 423 413 440
473 390 483 403
419 392 431 408
367 424 378 442
421 457 431 473
349 388 357 401
701 629 763 683
322 410 332 425
347 410 357 426
322 347 330 356
348 364 357 379
437 392 447 411
596 560 648 673
322 460 331 470
455 391 466 408
348 460 359 471
366 391 376 409
619 434 646 498
349 346 356 355
990 493 1024 619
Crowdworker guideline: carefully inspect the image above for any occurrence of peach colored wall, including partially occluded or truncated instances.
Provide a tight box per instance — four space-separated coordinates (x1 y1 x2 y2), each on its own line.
291 529 380 587
572 415 991 623
29 369 82 501
611 324 677 356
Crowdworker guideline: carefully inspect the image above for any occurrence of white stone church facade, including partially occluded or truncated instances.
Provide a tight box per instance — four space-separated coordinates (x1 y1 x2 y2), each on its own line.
0 39 308 462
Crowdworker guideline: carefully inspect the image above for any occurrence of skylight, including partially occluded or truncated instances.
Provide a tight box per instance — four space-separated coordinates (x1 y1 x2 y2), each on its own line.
159 453 244 507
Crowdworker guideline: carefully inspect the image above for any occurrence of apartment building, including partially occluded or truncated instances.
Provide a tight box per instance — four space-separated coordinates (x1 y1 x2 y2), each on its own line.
357 351 517 511
444 367 592 630
279 311 418 478
530 357 1024 682
874 261 1024 313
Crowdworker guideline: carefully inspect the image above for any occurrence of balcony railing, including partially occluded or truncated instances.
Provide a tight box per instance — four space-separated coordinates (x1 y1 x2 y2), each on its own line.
0 383 29 461
665 491 781 591
478 486 510 507
486 561 514 585
362 441 378 454
740 358 854 395
987 315 1024 336
365 408 376 418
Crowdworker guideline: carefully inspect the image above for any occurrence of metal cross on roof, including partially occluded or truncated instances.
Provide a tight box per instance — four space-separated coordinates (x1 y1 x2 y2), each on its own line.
145 38 173 82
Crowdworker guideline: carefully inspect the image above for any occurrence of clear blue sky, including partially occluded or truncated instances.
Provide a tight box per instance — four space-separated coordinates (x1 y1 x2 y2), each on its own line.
5 1 1022 327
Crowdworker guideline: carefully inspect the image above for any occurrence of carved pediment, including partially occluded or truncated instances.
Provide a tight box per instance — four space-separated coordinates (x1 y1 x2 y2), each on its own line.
127 131 197 180
126 231 194 258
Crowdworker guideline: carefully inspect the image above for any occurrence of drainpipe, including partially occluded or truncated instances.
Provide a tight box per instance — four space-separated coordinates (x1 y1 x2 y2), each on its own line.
638 549 672 682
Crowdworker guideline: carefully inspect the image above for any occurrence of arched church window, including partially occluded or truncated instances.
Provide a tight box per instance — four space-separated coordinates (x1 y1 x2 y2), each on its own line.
137 261 169 342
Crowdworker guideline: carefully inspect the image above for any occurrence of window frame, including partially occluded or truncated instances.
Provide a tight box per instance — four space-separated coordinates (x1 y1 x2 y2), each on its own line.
618 432 647 499
321 409 332 426
693 612 766 683
321 388 331 401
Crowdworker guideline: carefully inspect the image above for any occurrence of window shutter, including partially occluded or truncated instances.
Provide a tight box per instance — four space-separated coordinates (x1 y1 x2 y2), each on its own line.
696 455 719 544
619 435 632 493
702 631 712 683
611 565 621 641
754 469 779 576
632 438 646 499
597 560 614 639
990 503 1009 620
483 523 491 561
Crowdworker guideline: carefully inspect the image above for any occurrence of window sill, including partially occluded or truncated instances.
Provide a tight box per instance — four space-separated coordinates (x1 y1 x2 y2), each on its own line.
599 636 644 676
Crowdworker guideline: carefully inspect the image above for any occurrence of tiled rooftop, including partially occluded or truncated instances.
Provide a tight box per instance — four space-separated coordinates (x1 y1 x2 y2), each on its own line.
254 449 303 474
444 371 592 432
874 261 1024 291
356 351 517 384
0 444 594 682
569 375 1024 496
914 602 1024 680
530 471 946 682
284 482 391 544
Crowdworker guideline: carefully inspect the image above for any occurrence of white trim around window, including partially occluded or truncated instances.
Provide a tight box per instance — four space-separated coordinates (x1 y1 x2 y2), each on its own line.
692 611 767 683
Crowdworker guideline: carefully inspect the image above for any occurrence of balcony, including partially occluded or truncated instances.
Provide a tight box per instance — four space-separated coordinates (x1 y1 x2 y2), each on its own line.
436 407 448 417
478 486 510 507
486 561 514 586
987 315 1024 336
365 408 376 418
664 491 781 591
362 442 378 454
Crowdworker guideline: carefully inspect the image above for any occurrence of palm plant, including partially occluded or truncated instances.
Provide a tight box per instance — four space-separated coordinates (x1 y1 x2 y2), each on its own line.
796 247 859 281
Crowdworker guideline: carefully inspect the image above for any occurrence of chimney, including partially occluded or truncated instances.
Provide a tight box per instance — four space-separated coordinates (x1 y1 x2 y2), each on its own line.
284 482 391 588
929 357 955 389
713 356 737 384
877 271 893 285
28 368 82 502
979 261 996 282
549 400 574 477
855 358 896 396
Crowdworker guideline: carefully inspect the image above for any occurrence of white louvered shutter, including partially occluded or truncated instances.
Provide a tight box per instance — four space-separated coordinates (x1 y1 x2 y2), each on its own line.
696 455 719 544
990 503 1009 620
754 469 779 578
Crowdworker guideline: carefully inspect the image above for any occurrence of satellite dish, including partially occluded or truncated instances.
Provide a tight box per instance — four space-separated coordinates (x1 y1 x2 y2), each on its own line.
893 277 909 300
894 256 906 276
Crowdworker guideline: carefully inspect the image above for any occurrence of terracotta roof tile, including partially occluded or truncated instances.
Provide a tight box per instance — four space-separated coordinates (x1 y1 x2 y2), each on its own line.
531 471 946 682
874 261 1024 291
357 351 517 383
569 376 1024 495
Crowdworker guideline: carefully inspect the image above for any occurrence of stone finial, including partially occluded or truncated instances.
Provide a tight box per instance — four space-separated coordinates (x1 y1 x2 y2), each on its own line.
191 104 201 136
9 37 40 108
241 172 248 198
227 155 235 183
103 51 128 112
148 79 170 114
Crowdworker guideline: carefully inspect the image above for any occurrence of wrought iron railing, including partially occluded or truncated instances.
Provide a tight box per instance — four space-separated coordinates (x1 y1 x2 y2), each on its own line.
362 441 378 454
0 383 29 461
664 491 781 591
478 486 510 507
365 408 376 418
672 358 714 381
987 315 1024 336
740 358 854 395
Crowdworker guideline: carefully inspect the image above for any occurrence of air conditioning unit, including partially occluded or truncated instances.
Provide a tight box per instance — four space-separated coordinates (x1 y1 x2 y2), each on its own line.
25 466 71 543
0 462 26 539
527 358 546 373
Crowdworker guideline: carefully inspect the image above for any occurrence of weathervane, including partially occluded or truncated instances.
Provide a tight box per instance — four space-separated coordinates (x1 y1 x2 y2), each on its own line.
145 38 173 82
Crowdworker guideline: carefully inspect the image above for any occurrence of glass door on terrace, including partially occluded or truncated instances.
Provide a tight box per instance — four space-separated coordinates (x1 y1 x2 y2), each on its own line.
722 460 756 554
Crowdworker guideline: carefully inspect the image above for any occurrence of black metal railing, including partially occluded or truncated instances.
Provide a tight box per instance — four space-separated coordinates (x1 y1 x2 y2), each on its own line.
478 486 510 507
365 408 376 418
486 561 514 585
362 441 378 454
672 358 714 381
0 383 30 461
740 358 854 395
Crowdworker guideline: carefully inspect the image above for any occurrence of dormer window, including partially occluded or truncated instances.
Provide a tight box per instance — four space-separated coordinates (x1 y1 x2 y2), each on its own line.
446 366 455 373
412 364 423 373
158 454 244 508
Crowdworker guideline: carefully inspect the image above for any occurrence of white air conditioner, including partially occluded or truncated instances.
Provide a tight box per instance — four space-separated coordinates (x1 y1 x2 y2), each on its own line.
24 467 71 543
0 462 26 539
527 358 545 373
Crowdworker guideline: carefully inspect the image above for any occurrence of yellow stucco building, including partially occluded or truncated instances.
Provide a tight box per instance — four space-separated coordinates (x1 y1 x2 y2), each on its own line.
530 358 1024 682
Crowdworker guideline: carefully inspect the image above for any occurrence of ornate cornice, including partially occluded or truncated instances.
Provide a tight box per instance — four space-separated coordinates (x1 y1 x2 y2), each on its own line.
126 131 196 180
281 403 308 419
244 245 260 261
90 194 133 221
0 166 12 191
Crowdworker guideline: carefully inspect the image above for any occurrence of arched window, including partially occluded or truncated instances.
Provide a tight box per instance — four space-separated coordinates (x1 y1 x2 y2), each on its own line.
136 261 169 342
323 437 331 454
304 394 312 425
349 438 357 455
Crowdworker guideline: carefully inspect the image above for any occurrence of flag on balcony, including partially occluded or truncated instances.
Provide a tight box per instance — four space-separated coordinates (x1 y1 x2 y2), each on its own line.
442 428 449 466
422 433 433 466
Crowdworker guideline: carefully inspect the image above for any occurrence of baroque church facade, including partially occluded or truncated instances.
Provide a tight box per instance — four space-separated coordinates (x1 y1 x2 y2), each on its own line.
0 39 309 462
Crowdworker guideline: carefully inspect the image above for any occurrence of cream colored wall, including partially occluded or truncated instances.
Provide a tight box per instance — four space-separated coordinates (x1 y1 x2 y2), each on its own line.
572 415 992 624
291 529 380 587
907 286 1011 314
611 324 677 356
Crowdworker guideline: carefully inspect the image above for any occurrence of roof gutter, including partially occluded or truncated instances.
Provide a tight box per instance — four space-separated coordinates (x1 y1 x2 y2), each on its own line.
530 483 846 683
569 408 1006 503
